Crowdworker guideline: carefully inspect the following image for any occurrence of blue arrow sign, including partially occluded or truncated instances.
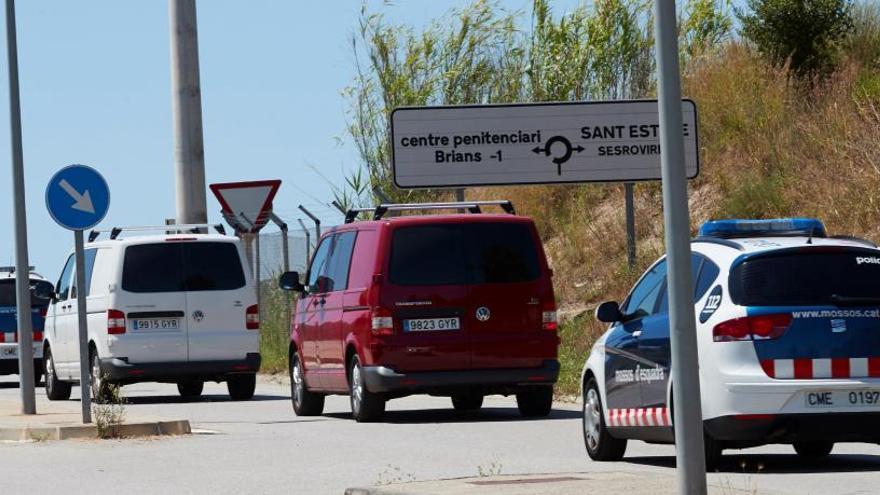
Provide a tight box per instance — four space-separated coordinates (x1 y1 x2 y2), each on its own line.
45 164 110 231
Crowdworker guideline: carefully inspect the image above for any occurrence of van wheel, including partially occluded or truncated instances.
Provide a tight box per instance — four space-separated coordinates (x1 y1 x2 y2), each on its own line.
349 355 385 422
290 353 324 416
227 374 256 401
177 380 204 398
793 441 834 458
516 385 553 417
90 351 113 403
451 393 483 412
583 378 627 461
44 347 71 401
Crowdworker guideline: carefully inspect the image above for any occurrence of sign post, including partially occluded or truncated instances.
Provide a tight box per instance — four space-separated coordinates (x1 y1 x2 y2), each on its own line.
655 1 708 493
46 164 110 424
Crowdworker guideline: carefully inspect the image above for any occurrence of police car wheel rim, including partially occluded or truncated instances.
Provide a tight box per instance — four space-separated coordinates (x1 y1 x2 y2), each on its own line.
584 389 602 451
292 358 304 407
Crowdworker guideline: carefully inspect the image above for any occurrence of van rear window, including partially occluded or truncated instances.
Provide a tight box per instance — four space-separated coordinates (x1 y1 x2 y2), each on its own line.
0 279 53 307
729 250 880 306
389 223 541 286
122 242 245 293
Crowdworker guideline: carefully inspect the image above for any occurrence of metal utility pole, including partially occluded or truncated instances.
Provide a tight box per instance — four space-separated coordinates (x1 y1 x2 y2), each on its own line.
169 0 207 226
74 230 92 423
298 205 321 245
268 213 290 273
625 183 636 268
654 0 707 493
5 0 35 415
297 219 311 264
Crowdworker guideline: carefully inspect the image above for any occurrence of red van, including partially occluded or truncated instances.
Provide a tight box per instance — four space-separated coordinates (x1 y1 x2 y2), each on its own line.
280 201 560 422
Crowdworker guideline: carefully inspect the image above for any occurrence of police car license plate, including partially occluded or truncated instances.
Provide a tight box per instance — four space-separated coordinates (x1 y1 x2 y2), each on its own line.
133 319 180 330
805 390 880 408
403 317 460 332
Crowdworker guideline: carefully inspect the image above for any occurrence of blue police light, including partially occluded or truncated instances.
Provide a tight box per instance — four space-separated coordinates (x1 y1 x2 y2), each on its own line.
699 218 826 239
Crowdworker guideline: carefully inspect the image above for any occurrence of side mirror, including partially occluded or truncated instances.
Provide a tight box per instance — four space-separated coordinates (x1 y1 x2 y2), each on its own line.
595 301 623 323
279 271 305 293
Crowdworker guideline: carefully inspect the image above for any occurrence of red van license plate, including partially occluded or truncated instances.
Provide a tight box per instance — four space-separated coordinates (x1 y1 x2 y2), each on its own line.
403 318 460 332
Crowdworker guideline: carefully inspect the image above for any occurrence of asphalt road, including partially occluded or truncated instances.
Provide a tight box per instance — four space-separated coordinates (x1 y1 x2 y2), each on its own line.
1 376 879 494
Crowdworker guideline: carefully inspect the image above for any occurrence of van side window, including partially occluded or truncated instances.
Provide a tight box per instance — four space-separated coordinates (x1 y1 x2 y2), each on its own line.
70 249 98 299
324 232 357 292
55 254 75 302
307 238 333 293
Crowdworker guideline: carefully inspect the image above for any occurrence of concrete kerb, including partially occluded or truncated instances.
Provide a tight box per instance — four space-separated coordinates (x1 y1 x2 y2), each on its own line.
344 471 771 495
0 419 191 442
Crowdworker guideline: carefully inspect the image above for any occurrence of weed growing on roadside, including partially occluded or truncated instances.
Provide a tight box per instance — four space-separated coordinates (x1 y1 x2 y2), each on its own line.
476 458 503 477
375 464 417 485
93 377 127 439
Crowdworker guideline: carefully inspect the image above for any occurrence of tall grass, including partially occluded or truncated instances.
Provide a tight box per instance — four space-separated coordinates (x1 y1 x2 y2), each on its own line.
259 277 293 373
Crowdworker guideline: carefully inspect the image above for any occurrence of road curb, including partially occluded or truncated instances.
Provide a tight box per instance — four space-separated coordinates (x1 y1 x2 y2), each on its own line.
0 419 191 442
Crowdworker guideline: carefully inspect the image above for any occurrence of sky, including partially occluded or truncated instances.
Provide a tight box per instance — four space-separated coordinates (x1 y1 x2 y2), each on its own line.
0 0 721 281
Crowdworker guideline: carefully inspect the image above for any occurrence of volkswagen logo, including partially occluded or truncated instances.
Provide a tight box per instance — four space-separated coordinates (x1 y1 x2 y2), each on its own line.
475 306 491 322
192 310 205 322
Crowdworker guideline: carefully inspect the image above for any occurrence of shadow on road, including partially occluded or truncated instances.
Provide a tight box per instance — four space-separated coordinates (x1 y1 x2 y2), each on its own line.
0 381 43 389
324 406 581 424
122 394 289 405
625 452 880 474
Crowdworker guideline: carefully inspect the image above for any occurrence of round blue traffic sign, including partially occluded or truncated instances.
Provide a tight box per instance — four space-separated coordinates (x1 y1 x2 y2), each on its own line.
45 164 110 231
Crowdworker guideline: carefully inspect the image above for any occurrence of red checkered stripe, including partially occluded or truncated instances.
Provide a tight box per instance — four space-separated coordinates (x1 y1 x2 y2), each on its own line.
606 407 671 427
760 358 880 379
0 331 43 343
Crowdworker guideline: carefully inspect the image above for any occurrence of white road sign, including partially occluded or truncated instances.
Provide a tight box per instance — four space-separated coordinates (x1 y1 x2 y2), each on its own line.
210 180 281 233
391 100 699 188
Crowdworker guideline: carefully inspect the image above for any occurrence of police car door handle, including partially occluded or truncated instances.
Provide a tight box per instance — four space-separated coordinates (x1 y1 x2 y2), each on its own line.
632 330 642 338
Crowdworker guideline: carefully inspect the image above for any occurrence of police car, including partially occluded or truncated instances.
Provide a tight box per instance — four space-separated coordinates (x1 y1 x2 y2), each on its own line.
581 218 880 469
0 267 53 380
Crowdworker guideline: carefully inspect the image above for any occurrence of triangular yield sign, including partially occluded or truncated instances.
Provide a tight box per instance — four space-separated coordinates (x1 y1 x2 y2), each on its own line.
210 179 281 233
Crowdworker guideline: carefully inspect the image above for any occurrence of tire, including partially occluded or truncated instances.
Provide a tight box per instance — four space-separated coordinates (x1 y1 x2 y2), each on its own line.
44 347 71 401
290 352 324 416
583 378 627 461
793 441 834 458
177 380 204 398
451 393 483 412
227 373 256 401
90 350 113 403
349 355 385 422
516 385 554 418
704 434 724 471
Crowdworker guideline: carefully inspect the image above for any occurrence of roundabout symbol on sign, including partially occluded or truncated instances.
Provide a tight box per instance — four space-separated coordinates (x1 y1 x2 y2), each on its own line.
531 135 585 175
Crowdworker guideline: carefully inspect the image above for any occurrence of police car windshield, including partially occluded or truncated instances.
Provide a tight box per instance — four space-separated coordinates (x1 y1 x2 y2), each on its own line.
0 279 52 307
730 250 880 306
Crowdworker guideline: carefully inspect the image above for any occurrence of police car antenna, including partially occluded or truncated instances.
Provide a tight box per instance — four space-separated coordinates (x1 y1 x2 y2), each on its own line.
807 226 814 245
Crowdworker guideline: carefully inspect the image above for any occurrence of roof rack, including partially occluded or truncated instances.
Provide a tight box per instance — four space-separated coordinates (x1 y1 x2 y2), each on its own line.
830 235 878 248
0 265 35 273
344 200 516 224
691 236 745 251
88 223 227 242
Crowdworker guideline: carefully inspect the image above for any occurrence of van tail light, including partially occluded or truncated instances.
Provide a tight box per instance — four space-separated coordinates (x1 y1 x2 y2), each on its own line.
542 302 558 331
713 314 792 342
108 309 126 335
246 305 260 330
371 307 394 336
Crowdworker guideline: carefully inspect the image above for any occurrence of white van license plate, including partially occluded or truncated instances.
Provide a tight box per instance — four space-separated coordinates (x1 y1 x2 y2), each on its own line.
805 390 880 408
403 317 460 332
133 319 180 330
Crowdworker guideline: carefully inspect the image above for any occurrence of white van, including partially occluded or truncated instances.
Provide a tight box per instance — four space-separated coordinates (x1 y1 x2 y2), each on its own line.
43 232 260 401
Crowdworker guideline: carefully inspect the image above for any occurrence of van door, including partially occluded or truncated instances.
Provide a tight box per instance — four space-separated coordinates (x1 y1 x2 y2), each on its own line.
382 224 470 373
183 241 255 362
119 243 188 364
315 231 357 391
298 238 333 388
465 222 553 369
50 255 77 378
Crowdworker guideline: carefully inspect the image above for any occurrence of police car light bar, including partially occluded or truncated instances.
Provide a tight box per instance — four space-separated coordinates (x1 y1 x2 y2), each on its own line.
699 218 827 239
